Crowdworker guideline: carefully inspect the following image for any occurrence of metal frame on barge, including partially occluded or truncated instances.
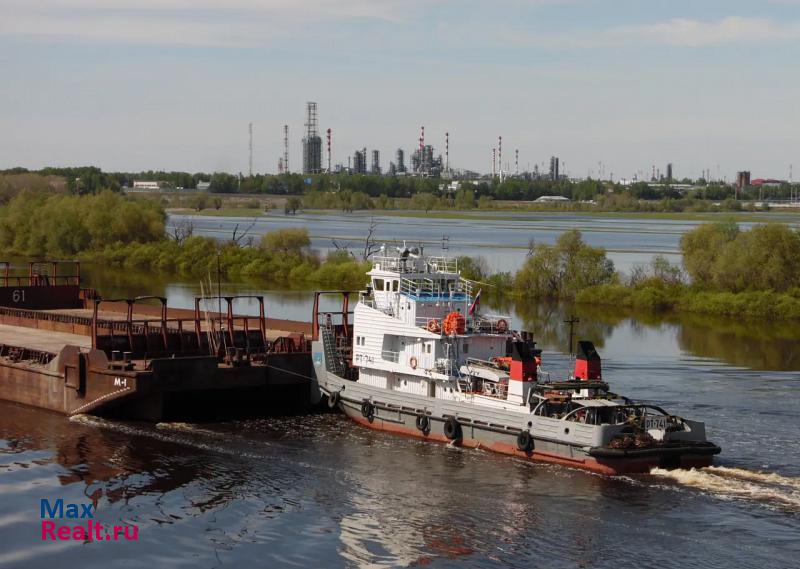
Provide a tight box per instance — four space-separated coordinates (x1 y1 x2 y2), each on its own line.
0 261 314 421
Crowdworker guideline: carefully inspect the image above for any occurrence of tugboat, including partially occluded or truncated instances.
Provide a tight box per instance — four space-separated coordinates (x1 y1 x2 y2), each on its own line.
310 245 720 475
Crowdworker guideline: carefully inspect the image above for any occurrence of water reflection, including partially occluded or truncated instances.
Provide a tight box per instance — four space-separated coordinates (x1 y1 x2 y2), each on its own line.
80 261 800 372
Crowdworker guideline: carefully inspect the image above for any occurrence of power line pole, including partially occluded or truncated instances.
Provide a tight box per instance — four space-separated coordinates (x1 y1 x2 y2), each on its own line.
564 315 580 356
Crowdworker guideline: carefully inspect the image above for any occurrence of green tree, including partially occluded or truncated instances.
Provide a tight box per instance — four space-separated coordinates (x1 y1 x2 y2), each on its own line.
261 228 311 254
680 221 739 286
410 192 439 213
285 197 302 214
514 230 615 298
192 193 210 212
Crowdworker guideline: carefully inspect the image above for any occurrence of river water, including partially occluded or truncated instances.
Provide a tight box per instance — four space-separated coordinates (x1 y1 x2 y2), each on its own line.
1 214 799 568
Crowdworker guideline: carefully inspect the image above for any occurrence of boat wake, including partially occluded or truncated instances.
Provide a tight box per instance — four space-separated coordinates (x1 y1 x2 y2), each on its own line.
650 466 800 512
68 414 265 459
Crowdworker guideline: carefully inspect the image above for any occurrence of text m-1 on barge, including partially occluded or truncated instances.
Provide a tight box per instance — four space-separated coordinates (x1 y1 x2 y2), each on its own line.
0 261 314 421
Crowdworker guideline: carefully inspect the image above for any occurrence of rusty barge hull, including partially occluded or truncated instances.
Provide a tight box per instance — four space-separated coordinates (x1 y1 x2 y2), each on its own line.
0 261 315 421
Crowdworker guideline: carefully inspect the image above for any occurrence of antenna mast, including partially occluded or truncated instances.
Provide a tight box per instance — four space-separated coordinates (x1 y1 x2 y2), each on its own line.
283 125 289 174
248 122 253 177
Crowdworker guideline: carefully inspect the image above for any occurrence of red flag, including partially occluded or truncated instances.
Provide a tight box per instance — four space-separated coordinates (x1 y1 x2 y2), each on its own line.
468 289 481 316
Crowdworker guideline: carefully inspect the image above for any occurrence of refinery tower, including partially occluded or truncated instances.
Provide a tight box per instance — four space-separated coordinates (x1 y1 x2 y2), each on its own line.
302 102 323 174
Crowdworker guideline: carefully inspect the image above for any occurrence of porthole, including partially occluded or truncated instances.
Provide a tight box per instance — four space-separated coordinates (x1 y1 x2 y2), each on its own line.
527 421 532 428
564 428 570 435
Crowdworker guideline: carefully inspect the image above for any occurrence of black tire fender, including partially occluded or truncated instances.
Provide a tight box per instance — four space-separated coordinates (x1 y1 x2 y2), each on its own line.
415 414 430 432
443 417 462 441
327 390 340 409
517 430 533 452
360 400 374 420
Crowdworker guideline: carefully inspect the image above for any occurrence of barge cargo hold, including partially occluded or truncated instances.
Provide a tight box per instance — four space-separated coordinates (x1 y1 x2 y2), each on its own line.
0 262 314 421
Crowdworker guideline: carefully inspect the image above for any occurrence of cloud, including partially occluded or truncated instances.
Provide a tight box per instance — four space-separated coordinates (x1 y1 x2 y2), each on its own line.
0 0 441 47
611 16 800 48
501 16 800 49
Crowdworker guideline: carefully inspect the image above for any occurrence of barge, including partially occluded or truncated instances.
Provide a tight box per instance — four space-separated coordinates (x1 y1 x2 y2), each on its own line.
0 261 314 421
310 246 721 475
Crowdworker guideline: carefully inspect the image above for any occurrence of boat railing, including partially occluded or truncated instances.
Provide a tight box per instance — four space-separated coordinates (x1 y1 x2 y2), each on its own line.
434 357 453 376
362 297 397 318
413 313 512 335
399 277 471 302
472 315 512 334
380 349 400 363
371 255 420 273
425 256 459 273
478 380 508 399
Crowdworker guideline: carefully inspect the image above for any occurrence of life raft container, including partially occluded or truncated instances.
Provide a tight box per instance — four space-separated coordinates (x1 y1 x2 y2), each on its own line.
442 312 466 336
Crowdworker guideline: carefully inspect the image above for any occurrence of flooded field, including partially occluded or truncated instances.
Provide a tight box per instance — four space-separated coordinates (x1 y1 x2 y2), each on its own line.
170 210 800 273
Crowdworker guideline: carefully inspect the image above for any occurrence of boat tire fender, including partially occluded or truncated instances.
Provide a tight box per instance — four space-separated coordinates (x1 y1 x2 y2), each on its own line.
361 400 374 421
444 417 462 441
517 430 533 452
415 414 430 433
327 390 340 409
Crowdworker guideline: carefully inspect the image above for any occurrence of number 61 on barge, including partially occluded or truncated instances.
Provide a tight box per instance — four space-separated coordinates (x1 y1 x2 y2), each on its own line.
311 245 720 475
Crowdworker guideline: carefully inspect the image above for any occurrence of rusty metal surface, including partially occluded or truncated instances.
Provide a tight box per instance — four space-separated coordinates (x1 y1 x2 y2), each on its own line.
0 323 91 352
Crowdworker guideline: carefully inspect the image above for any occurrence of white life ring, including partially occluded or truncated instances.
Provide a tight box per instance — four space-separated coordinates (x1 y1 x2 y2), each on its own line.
409 356 418 369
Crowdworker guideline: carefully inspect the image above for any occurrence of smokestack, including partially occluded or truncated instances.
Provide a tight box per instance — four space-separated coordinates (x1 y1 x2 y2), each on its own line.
492 148 496 178
419 126 425 173
498 136 502 181
445 132 449 174
326 128 332 173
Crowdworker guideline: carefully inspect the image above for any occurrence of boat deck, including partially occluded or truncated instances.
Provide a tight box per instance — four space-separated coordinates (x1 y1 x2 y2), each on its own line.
0 323 91 353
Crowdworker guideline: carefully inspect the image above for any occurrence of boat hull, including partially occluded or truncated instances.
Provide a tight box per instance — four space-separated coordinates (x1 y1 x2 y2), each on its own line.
334 393 714 476
311 337 719 477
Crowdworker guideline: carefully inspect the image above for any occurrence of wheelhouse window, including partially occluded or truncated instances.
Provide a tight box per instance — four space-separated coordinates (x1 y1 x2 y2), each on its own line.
374 278 385 291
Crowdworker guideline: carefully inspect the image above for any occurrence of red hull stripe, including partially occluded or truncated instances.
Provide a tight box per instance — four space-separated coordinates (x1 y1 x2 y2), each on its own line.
348 414 713 476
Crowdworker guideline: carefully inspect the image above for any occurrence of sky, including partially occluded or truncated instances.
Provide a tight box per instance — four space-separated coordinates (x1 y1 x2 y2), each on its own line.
1 0 799 181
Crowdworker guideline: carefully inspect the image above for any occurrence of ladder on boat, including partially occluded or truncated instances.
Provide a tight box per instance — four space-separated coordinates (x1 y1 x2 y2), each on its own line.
321 327 346 377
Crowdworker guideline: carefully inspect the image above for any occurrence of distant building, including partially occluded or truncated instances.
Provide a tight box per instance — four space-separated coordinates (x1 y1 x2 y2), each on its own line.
549 157 560 181
353 149 367 174
131 180 168 191
736 171 751 188
666 163 673 182
751 178 784 188
302 102 323 174
196 181 211 191
302 136 322 174
371 150 381 175
411 145 442 176
534 195 570 203
396 148 406 173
